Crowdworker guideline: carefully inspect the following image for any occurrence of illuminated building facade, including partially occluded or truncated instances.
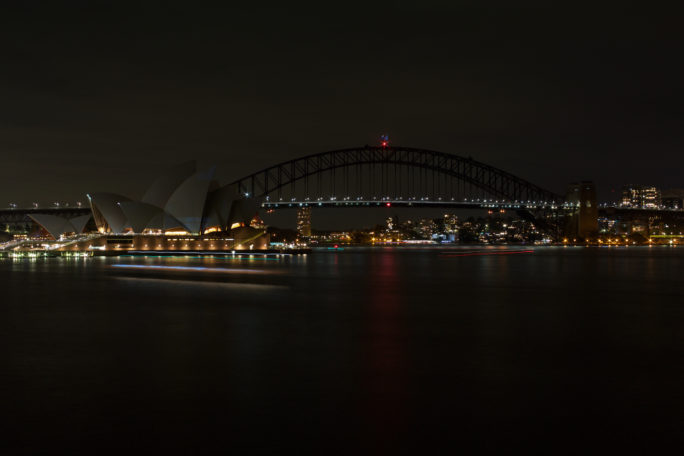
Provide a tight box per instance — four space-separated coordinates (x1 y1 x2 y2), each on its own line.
621 185 661 209
55 225 269 252
297 207 312 237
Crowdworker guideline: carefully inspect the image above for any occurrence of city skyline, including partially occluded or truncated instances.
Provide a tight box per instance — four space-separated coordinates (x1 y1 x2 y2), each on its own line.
4 149 681 234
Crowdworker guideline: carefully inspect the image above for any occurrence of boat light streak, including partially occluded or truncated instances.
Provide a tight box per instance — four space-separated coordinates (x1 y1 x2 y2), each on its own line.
111 264 275 274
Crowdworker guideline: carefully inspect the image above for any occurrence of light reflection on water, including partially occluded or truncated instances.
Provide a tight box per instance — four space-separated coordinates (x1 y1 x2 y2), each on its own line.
2 246 684 453
111 264 279 274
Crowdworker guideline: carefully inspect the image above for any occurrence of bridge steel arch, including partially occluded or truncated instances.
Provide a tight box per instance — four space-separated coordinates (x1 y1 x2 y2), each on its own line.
230 146 561 205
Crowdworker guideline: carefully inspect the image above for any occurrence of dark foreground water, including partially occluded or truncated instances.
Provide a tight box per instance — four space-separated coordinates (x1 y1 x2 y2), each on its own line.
2 246 684 454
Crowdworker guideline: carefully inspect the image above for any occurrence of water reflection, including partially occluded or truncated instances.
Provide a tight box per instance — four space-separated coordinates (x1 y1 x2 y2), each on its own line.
364 252 407 452
2 247 684 453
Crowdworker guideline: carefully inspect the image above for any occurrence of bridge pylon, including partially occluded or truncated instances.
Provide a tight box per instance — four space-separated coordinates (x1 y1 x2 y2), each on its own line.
564 181 598 241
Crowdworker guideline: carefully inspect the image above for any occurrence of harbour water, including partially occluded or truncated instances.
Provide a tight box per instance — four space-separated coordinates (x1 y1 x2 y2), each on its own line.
2 246 684 453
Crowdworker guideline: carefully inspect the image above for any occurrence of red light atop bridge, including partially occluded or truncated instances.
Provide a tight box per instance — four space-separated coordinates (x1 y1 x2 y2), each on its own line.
386 202 391 207
380 134 389 148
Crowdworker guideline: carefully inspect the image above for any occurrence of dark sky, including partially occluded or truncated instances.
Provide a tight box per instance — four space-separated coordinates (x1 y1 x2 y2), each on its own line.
2 2 683 215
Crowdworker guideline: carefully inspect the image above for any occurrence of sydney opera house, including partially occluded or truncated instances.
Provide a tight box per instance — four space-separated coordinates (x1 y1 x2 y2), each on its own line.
27 161 269 252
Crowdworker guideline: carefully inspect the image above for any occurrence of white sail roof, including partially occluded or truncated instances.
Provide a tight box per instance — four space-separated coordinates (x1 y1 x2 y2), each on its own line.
164 167 216 234
141 161 197 208
118 202 164 233
88 193 131 233
29 214 76 239
203 184 238 230
70 214 92 234
146 212 185 231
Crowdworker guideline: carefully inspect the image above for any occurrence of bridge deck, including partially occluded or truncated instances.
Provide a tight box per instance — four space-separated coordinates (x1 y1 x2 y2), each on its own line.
263 200 684 215
263 199 565 210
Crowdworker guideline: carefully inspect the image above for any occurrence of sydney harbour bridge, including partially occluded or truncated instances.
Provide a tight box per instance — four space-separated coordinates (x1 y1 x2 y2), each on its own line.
2 144 681 239
232 145 563 211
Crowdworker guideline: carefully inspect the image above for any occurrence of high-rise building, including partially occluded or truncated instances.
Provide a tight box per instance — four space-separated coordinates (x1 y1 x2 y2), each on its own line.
296 206 312 237
621 185 661 208
621 185 638 207
641 186 661 209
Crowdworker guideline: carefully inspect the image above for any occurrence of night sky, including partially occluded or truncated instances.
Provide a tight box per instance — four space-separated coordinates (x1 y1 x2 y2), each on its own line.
2 2 683 214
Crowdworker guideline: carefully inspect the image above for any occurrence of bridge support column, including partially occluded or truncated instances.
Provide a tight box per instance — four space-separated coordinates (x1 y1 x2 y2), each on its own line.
565 181 598 241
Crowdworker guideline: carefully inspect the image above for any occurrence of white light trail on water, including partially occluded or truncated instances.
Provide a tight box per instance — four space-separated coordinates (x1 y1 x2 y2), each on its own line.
111 264 277 274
